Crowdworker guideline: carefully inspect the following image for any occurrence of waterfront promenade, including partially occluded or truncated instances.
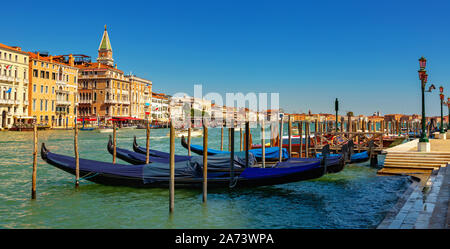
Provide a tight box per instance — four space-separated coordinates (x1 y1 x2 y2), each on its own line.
377 138 450 229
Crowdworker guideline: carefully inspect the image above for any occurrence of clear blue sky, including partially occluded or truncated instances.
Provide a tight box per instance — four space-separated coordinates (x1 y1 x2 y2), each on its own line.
2 0 450 116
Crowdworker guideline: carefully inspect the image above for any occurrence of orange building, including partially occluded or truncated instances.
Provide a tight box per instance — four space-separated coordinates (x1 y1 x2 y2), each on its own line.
73 26 151 122
28 52 78 127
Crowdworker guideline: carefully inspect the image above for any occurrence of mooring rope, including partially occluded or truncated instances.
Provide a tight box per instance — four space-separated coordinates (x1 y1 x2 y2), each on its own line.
76 172 99 182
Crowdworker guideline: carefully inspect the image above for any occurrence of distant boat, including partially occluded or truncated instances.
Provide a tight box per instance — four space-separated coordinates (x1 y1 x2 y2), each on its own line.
80 127 95 131
167 129 203 138
98 128 118 133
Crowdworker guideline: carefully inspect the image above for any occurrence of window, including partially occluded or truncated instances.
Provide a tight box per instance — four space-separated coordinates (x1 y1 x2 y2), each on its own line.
52 101 54 111
93 107 96 114
40 99 43 111
52 72 56 80
46 71 49 79
33 69 38 77
40 71 45 78
9 54 11 60
52 87 54 94
34 61 37 66
33 84 36 92
32 99 36 111
15 55 17 62
45 86 48 93
24 57 27 64
40 85 43 93
45 100 48 111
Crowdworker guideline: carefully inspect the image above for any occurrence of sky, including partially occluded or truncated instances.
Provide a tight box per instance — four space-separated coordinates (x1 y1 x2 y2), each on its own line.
1 0 450 116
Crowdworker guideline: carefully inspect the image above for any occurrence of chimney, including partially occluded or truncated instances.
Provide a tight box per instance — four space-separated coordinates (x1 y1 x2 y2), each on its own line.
49 56 53 63
69 54 74 67
98 63 101 69
115 64 117 69
37 52 40 60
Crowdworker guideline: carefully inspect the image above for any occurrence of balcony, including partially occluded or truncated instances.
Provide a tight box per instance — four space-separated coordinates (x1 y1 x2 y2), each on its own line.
105 99 118 104
56 99 72 106
78 99 93 104
0 75 15 83
56 80 66 87
0 99 15 105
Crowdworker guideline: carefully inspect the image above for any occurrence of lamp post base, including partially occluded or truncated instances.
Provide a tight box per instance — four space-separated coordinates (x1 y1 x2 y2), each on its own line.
418 142 431 152
439 133 447 140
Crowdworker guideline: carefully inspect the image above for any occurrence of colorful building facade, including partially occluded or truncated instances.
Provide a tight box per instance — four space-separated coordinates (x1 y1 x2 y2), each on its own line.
28 52 78 128
126 74 152 120
0 44 30 129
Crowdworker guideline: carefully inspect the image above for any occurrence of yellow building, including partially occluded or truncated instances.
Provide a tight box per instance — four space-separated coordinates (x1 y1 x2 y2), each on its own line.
0 44 30 129
126 74 152 120
28 52 78 128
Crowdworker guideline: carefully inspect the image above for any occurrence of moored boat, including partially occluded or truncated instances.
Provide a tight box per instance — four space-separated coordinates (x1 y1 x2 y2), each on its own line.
40 143 328 189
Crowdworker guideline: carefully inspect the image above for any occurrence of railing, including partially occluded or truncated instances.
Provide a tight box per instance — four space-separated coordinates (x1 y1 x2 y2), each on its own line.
78 99 93 104
56 99 72 106
105 99 118 104
0 75 15 83
311 132 392 152
0 99 15 105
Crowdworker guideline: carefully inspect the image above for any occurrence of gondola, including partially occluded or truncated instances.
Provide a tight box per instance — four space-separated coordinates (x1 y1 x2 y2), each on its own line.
109 136 257 169
180 135 289 161
316 140 370 164
40 143 330 189
137 136 345 174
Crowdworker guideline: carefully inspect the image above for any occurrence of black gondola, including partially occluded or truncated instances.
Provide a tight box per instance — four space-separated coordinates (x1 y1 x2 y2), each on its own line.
40 143 329 189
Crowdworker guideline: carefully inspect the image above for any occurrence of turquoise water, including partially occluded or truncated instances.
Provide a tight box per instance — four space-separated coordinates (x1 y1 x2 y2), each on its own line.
0 128 409 228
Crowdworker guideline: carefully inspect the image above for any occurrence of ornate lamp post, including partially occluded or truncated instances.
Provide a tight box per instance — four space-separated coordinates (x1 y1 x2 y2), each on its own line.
417 57 435 151
447 97 450 130
439 86 445 137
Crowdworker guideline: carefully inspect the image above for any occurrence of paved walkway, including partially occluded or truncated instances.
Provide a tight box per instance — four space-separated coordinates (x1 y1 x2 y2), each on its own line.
378 139 449 229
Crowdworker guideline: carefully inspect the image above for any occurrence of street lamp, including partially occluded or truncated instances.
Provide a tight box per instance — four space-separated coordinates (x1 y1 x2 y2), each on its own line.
439 86 445 135
417 56 435 150
418 57 428 143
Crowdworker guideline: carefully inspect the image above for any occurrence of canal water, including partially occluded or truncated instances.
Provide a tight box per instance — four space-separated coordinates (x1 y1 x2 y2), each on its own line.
0 128 410 228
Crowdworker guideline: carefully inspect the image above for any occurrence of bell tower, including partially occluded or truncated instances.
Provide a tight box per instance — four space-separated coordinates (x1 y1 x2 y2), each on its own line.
97 25 114 66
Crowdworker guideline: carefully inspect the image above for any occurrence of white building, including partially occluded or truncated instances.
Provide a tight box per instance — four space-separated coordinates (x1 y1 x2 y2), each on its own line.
0 44 30 129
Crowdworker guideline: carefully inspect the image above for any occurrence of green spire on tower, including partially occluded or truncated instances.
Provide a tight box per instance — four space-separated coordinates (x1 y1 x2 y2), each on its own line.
99 25 112 51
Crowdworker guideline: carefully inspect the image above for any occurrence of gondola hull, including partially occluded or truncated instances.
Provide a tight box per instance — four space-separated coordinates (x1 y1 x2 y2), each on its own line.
41 143 326 189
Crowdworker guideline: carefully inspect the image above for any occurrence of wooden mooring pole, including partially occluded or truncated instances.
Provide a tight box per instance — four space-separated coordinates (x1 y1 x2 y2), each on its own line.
202 123 208 203
169 121 175 213
113 121 116 164
245 121 250 167
187 127 191 156
230 125 235 186
279 115 284 162
75 119 80 187
288 115 292 158
240 127 243 151
305 122 309 158
220 126 224 151
31 122 38 199
146 120 150 164
298 121 303 158
261 117 265 168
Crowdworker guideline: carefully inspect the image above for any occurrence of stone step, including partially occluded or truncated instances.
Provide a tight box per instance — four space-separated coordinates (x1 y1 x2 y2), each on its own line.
387 152 450 156
384 162 442 169
384 159 449 165
386 154 450 159
385 156 450 162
